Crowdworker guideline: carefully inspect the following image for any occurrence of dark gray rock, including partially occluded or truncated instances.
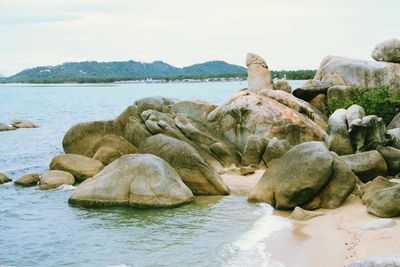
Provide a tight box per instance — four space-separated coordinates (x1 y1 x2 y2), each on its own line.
378 146 400 175
325 109 353 155
340 151 387 182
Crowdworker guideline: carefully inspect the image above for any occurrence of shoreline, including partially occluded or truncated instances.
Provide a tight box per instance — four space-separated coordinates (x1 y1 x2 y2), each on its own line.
221 171 400 266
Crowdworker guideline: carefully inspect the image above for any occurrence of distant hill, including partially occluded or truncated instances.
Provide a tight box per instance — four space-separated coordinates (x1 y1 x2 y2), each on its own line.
4 60 247 83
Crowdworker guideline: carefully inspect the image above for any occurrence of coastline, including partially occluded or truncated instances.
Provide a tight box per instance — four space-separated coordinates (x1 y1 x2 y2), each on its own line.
221 171 400 267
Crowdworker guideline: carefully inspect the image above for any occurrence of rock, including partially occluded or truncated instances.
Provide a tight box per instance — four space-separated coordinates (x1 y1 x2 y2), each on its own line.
308 94 326 113
361 176 396 203
68 154 194 208
262 137 291 165
364 184 400 217
246 53 274 92
346 104 365 128
62 120 121 155
274 79 291 93
371 38 400 63
84 134 137 157
0 173 12 184
123 116 152 147
14 173 40 187
93 146 122 166
169 100 217 123
249 142 334 209
137 134 230 195
239 166 256 176
0 123 16 131
378 146 400 175
39 170 75 190
241 135 269 165
49 154 105 182
292 80 332 101
327 85 360 103
289 206 324 221
353 219 397 231
10 119 39 128
340 151 387 182
349 115 389 152
388 113 400 130
346 254 400 267
314 55 400 97
135 96 176 113
325 109 354 155
387 128 400 149
312 154 357 209
208 90 326 155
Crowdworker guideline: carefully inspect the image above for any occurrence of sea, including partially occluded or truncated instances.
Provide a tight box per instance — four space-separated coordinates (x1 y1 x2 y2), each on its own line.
0 81 304 267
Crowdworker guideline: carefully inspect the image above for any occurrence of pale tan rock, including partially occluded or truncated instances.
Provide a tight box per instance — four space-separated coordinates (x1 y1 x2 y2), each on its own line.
39 170 75 190
274 79 292 93
246 53 274 93
372 38 400 63
309 94 326 113
14 173 40 187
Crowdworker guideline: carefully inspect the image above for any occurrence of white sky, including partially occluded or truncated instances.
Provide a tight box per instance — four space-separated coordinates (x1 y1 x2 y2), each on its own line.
0 0 399 75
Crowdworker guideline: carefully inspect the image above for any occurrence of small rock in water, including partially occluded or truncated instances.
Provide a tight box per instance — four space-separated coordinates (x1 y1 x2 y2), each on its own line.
11 119 39 128
0 173 12 184
351 219 397 231
0 122 16 131
14 173 40 187
290 207 324 221
346 254 400 267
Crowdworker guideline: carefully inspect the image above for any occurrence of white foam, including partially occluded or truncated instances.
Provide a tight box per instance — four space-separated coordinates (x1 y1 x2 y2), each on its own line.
219 204 291 267
55 184 76 191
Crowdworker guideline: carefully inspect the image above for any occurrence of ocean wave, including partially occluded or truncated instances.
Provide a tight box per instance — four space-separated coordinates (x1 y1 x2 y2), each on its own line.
218 204 291 267
55 184 77 191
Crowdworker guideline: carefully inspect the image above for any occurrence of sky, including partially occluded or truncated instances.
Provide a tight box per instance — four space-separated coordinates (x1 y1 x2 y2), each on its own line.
0 0 399 76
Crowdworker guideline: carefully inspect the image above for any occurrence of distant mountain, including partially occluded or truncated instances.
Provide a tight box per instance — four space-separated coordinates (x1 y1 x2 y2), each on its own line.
5 60 247 83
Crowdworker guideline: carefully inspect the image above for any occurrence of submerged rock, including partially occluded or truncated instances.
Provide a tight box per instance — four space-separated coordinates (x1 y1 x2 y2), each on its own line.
11 119 39 128
39 170 75 190
14 173 40 187
371 38 400 63
249 142 334 209
137 134 229 195
340 151 387 182
49 154 104 182
0 173 12 184
0 123 16 131
69 154 194 208
246 53 274 93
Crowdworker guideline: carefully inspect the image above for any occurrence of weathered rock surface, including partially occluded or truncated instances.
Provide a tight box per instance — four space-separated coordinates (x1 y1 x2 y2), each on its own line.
69 154 194 208
84 134 136 158
137 134 229 195
292 80 332 101
0 173 12 184
249 142 334 209
49 154 104 182
11 119 39 128
364 184 400 217
388 113 400 130
39 170 75 190
262 137 291 165
169 100 217 123
241 135 269 165
93 147 122 166
341 151 387 182
14 173 40 187
371 38 400 63
0 123 16 131
349 115 388 152
274 79 291 93
290 206 324 221
123 116 152 147
314 56 400 97
346 104 365 128
308 94 326 113
378 146 400 175
246 53 274 92
388 128 400 149
325 109 354 155
361 176 395 203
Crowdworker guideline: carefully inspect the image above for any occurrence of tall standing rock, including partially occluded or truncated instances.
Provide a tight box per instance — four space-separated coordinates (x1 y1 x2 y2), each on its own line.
325 109 354 155
246 53 274 93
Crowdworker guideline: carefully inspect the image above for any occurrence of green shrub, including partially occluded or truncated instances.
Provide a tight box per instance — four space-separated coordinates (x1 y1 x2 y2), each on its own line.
326 86 400 125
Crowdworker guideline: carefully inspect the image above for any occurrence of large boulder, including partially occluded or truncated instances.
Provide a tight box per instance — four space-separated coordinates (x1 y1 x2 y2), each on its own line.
49 154 104 182
325 109 354 155
0 173 12 184
68 154 194 208
361 176 396 203
249 142 334 209
14 173 40 187
262 137 292 165
388 113 400 130
314 56 400 97
11 119 39 128
134 96 176 113
0 123 16 131
387 128 400 149
93 147 122 166
292 80 332 101
169 100 217 123
371 38 400 63
83 134 137 157
364 184 400 217
246 53 274 93
274 79 292 93
241 135 269 165
208 90 327 157
39 170 75 190
340 151 387 182
137 134 229 195
378 146 400 175
123 116 152 147
346 104 365 128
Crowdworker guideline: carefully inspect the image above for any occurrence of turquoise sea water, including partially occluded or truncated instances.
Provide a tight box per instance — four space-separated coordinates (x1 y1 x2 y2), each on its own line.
0 81 302 267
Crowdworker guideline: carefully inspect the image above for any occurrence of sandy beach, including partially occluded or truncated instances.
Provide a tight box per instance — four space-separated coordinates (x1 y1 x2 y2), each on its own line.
222 171 400 267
